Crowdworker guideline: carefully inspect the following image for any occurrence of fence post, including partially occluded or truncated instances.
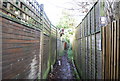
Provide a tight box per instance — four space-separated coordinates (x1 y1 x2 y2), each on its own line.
38 4 44 79
0 3 2 79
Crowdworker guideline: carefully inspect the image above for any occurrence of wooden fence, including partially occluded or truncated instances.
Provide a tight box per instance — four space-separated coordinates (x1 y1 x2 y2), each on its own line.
0 0 62 79
1 17 41 79
102 19 120 79
73 1 104 79
73 1 120 79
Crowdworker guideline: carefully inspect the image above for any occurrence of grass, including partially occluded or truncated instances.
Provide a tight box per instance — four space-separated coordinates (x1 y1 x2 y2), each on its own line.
67 47 80 79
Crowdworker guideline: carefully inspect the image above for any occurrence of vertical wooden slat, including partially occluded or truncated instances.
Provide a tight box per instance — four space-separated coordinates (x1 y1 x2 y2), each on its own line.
105 25 110 79
113 21 117 79
111 22 114 79
108 23 112 79
102 27 106 79
90 35 92 79
116 19 120 79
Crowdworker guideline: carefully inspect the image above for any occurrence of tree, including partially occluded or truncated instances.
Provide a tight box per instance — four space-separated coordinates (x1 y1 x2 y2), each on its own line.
56 10 76 29
56 10 76 43
104 0 120 23
63 0 96 15
104 0 115 23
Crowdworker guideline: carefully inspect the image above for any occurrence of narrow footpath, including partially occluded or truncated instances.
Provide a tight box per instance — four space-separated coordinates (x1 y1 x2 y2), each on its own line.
48 50 76 79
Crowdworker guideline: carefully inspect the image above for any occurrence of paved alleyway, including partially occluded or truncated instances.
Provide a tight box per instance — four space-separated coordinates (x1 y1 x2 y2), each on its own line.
48 51 76 79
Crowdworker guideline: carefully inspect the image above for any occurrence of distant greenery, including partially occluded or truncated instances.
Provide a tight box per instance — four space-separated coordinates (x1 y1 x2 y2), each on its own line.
67 47 73 61
56 10 76 60
56 10 76 29
56 10 76 45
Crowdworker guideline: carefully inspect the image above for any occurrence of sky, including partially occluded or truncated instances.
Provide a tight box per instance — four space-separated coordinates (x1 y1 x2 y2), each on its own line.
36 0 94 26
36 0 72 25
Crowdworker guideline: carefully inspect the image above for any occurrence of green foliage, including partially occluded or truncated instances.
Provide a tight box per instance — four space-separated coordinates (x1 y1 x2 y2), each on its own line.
68 48 73 61
56 10 76 43
56 10 76 29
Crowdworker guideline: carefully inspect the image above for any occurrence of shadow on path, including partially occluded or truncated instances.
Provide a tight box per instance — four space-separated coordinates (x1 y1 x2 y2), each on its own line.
48 50 76 79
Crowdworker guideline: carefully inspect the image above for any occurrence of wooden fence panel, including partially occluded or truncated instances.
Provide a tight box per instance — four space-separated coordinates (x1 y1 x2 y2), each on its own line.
91 8 95 34
81 37 86 79
50 27 57 66
2 17 41 79
85 37 88 79
79 39 82 73
102 19 120 79
116 19 120 79
91 35 95 79
1 0 59 79
88 13 91 35
72 1 120 80
96 33 102 79
88 36 92 79
41 34 50 75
